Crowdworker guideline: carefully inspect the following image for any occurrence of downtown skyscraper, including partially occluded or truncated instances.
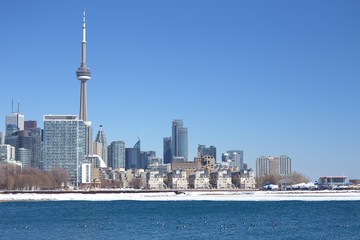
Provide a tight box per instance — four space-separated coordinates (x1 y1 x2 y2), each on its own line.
94 125 108 166
125 140 141 170
171 119 188 162
5 101 24 136
163 137 172 164
108 140 125 169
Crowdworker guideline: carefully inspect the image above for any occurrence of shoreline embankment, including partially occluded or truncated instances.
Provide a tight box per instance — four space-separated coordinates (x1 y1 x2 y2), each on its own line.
2 189 360 202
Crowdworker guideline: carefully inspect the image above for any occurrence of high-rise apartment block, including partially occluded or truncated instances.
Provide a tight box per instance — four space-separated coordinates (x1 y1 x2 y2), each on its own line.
43 115 86 185
172 119 188 161
256 155 292 178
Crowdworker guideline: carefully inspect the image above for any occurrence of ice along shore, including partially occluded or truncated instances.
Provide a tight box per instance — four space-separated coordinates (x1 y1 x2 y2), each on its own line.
2 190 360 202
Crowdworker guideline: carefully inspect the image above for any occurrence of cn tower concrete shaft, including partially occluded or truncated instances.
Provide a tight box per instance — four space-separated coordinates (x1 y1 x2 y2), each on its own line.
76 11 91 121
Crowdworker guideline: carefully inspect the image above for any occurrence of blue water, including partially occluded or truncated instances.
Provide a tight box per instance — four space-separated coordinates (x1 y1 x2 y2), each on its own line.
0 201 360 239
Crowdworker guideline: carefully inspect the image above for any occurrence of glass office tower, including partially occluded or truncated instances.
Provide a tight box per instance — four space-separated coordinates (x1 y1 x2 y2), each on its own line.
171 119 188 162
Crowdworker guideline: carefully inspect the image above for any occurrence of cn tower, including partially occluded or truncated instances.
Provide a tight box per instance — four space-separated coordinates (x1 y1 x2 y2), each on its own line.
76 11 91 121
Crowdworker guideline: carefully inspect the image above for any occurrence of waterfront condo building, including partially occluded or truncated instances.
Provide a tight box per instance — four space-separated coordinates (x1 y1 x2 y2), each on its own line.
43 115 86 185
256 155 292 178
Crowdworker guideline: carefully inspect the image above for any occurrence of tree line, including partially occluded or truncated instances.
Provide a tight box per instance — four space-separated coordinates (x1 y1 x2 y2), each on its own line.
0 164 69 190
256 171 310 188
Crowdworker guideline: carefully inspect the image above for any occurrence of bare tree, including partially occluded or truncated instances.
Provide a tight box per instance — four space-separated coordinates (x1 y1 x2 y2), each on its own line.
49 168 69 189
0 164 69 190
129 178 141 189
38 171 52 190
256 174 282 188
111 180 122 188
256 171 310 189
6 175 16 190
99 176 112 189
285 171 310 184
0 165 6 188
0 164 21 190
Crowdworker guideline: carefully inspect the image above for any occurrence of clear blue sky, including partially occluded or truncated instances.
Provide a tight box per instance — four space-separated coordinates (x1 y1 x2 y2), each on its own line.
0 1 359 180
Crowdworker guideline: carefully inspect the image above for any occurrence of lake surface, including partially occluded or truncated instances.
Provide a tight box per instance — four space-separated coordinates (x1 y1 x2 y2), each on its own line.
1 201 359 239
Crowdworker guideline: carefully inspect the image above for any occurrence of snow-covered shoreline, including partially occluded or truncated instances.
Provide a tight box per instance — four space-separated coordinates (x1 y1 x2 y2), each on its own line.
2 190 360 202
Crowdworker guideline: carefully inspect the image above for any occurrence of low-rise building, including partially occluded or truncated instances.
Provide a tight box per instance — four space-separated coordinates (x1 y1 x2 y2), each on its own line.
168 170 188 189
147 171 165 190
171 159 200 177
318 176 348 189
189 170 210 189
148 163 171 174
123 169 146 189
119 171 129 188
231 168 256 189
210 170 233 189
350 179 360 186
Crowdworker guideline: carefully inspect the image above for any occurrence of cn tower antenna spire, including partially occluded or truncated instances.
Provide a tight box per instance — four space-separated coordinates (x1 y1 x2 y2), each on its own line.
82 11 86 42
76 10 91 121
81 10 87 65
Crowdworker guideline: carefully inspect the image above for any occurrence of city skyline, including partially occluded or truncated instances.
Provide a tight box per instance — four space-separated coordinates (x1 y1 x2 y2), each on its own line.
0 1 359 180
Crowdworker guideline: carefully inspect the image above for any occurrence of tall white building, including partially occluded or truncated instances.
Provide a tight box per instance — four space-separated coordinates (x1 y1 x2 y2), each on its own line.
43 115 86 185
0 144 21 167
0 144 16 162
